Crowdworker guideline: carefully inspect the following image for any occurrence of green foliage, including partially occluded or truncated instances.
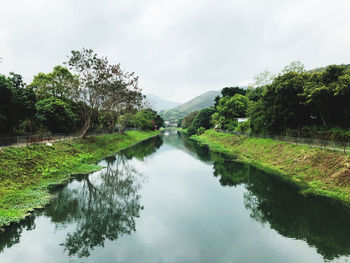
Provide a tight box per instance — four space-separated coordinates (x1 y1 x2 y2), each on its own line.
214 86 247 108
236 121 250 133
0 73 36 134
181 111 198 129
196 127 206 135
212 94 249 130
187 108 216 135
67 48 144 137
131 109 164 130
1 50 149 136
248 64 350 139
30 66 78 100
35 97 78 133
249 72 306 134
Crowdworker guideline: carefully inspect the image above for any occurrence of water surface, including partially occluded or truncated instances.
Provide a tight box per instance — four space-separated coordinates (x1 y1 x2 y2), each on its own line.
1 130 350 262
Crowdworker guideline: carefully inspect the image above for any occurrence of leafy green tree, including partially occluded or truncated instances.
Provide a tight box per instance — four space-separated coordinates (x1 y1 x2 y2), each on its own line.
30 66 78 99
214 86 247 108
131 109 164 130
180 111 198 129
212 94 249 131
35 97 78 133
249 72 307 134
0 75 13 133
177 118 183 128
221 86 247 97
248 64 350 138
67 49 113 137
303 65 350 128
246 86 266 102
0 73 36 134
67 48 143 136
187 108 215 135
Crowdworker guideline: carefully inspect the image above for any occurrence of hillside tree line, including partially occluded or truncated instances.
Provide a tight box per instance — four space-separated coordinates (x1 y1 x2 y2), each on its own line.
0 49 163 137
179 62 350 141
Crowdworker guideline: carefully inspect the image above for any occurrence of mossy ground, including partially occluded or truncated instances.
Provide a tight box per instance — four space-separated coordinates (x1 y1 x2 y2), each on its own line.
0 130 158 228
191 129 350 205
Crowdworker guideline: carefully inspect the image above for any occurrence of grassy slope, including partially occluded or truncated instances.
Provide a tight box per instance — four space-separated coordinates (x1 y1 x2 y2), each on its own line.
0 130 158 228
192 129 350 205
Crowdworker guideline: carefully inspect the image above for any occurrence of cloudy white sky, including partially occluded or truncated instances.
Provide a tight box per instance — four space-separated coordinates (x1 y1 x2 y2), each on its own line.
1 0 350 102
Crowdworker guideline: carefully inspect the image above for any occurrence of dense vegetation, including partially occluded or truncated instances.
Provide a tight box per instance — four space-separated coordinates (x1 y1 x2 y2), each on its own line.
0 49 163 138
179 62 350 141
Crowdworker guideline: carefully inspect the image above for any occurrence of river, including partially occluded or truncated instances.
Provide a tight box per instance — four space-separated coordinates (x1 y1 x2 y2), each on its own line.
1 129 350 262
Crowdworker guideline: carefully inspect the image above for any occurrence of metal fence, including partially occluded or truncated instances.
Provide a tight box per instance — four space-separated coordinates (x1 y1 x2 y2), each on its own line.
215 129 350 153
0 127 143 148
0 129 112 148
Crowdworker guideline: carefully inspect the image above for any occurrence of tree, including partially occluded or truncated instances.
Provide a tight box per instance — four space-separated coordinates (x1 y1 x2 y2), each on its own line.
304 65 350 128
0 73 36 134
212 94 250 131
221 86 246 97
180 111 198 129
131 109 164 130
249 72 306 134
102 67 143 133
30 66 78 100
35 97 78 133
214 87 247 108
187 108 215 135
252 70 275 88
67 48 113 137
67 48 143 136
281 61 305 74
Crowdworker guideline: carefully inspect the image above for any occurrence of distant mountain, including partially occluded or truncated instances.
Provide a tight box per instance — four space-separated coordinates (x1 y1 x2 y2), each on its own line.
173 90 221 113
159 90 221 124
145 94 181 111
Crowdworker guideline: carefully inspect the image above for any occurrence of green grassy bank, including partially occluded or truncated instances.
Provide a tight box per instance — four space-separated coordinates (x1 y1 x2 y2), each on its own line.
0 130 158 228
191 129 350 205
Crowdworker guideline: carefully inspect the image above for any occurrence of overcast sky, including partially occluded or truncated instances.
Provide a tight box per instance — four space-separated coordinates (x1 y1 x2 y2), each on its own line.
1 0 350 102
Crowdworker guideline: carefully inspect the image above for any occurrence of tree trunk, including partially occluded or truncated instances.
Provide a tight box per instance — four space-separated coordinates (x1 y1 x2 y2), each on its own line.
118 126 126 135
80 117 91 138
319 112 326 127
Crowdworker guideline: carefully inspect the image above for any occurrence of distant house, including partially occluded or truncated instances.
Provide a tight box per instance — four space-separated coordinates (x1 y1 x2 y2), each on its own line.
237 118 248 123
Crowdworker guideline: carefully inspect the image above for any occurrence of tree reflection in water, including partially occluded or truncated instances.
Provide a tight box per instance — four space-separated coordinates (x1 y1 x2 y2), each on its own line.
0 136 162 258
48 136 162 257
0 216 35 253
49 155 142 257
2 134 350 261
207 148 350 261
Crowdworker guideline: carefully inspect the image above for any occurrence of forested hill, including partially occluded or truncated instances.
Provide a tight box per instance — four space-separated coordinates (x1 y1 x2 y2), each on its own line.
173 90 221 113
159 90 221 123
145 94 181 111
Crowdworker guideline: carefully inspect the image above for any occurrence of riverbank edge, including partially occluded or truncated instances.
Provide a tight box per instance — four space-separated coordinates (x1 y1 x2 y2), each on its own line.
0 130 159 229
190 129 350 206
